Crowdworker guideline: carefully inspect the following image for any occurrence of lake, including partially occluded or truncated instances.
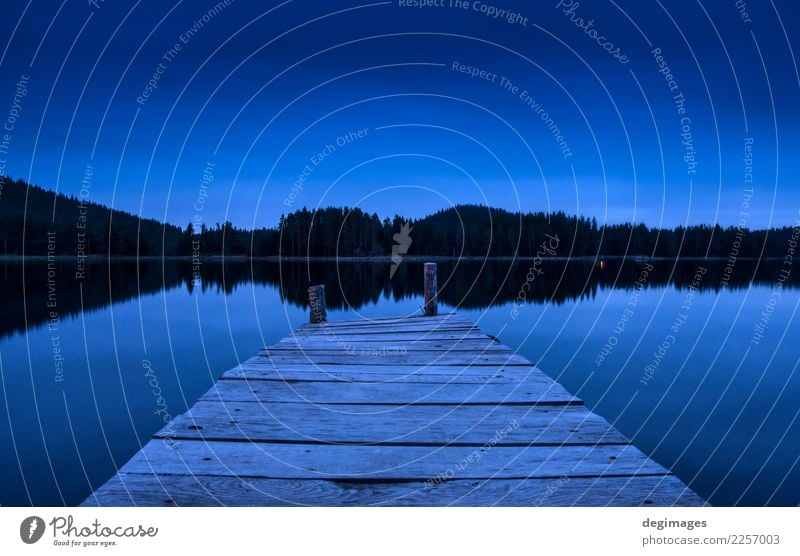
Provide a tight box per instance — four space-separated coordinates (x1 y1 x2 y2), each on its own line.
1 258 798 506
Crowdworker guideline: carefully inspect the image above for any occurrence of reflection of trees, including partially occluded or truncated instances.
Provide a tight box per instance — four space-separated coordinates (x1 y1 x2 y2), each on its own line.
0 261 191 340
2 258 796 339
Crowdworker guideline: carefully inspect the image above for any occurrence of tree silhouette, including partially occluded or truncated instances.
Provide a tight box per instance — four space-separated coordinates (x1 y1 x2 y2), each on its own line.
1 176 796 259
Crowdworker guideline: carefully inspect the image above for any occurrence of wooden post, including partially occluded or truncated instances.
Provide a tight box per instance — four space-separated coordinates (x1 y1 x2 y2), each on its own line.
423 262 438 316
307 285 327 324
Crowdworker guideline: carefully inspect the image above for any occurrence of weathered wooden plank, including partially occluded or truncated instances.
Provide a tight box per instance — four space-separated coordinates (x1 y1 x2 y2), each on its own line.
269 331 482 341
261 349 513 358
223 362 551 383
283 331 494 342
200 378 578 405
295 331 482 340
296 324 476 335
296 313 465 328
82 474 706 507
118 440 670 479
159 401 627 445
252 352 532 366
226 362 542 380
221 367 516 384
280 336 492 347
260 347 511 355
272 339 506 352
294 328 482 341
300 318 473 328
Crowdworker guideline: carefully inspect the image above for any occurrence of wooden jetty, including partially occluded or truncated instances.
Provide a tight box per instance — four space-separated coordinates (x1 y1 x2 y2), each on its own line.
83 266 705 506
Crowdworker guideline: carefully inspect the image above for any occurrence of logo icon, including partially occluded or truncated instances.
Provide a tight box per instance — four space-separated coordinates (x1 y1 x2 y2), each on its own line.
390 221 413 278
20 516 45 544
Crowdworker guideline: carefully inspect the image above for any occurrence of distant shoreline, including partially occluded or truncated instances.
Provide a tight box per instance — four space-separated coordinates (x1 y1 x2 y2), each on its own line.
1 255 795 262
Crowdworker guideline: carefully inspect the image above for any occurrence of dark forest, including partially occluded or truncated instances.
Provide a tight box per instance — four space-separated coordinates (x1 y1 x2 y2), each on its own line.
1 176 797 258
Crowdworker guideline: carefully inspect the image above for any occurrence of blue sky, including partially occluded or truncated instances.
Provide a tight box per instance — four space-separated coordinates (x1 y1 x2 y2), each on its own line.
1 0 799 229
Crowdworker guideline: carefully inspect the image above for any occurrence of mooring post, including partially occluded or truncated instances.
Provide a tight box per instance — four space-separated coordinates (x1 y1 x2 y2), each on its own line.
307 284 327 324
423 262 438 316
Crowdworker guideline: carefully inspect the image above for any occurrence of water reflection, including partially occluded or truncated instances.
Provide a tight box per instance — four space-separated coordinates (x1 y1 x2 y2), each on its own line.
3 258 796 339
2 257 798 507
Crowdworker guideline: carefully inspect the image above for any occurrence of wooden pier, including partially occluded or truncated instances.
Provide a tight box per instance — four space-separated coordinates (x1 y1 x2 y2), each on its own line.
83 269 704 506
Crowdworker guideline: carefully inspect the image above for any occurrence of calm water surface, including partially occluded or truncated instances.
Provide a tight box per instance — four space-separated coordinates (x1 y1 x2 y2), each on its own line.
1 259 799 506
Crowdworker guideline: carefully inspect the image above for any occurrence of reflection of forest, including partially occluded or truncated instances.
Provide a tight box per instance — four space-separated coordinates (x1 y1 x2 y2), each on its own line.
2 258 796 339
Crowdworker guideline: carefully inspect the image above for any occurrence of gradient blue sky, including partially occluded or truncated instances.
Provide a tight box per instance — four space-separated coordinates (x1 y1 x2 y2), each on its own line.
1 0 798 229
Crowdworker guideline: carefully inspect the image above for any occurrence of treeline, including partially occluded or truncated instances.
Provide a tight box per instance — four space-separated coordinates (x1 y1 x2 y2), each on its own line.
0 176 185 256
1 176 797 258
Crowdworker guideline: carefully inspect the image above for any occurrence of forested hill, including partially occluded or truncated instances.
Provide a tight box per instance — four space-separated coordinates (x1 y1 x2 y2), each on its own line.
1 176 797 258
0 176 186 256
